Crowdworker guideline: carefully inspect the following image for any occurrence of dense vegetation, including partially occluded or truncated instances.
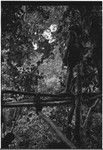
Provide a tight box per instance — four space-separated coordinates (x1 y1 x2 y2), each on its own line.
1 2 102 149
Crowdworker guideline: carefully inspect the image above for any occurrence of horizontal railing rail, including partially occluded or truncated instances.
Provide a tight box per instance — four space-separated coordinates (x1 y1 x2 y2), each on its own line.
1 90 102 108
1 90 73 97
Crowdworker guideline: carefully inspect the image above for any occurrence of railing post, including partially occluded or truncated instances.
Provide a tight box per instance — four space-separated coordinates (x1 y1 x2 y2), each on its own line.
1 92 6 137
35 96 42 114
74 64 82 147
67 98 75 139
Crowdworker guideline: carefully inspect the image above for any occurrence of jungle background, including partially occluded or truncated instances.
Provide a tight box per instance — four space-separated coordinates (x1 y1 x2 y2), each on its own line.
1 2 102 149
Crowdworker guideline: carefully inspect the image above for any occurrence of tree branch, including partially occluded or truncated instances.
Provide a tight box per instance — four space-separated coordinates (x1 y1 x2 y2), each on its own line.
82 98 99 128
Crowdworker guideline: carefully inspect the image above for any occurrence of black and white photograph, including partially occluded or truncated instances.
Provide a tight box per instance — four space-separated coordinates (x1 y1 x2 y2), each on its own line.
1 1 102 149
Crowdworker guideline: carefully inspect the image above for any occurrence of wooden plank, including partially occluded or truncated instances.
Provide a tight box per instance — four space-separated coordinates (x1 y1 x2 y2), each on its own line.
39 112 76 149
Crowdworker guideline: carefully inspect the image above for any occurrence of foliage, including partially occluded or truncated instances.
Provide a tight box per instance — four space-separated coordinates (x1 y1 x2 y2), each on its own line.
82 112 102 149
1 2 102 149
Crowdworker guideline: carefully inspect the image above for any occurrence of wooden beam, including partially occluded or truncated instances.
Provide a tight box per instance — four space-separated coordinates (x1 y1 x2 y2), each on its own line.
39 112 76 149
1 93 101 108
2 90 101 102
2 90 73 97
74 64 82 147
1 100 74 108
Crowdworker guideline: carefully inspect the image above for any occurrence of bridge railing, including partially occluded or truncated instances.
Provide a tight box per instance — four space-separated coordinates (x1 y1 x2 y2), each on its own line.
1 90 101 108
